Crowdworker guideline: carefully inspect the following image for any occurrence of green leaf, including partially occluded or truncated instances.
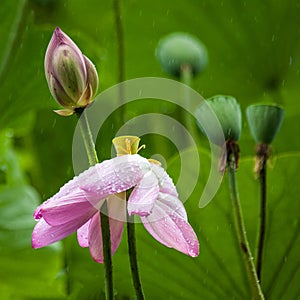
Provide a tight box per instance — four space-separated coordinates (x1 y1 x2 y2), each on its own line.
0 132 65 298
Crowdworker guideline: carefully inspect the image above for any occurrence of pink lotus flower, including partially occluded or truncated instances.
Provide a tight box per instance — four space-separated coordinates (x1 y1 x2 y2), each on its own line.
32 154 199 262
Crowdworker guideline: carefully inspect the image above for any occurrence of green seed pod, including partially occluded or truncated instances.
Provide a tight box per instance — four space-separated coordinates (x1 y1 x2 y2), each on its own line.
195 95 242 145
156 32 208 77
246 104 285 144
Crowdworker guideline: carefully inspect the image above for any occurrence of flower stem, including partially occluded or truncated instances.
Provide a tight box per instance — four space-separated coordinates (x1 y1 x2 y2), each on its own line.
101 201 114 300
113 0 125 124
76 109 114 300
78 110 98 166
227 146 265 300
180 64 192 89
127 213 145 300
255 146 269 282
180 64 192 116
180 64 199 145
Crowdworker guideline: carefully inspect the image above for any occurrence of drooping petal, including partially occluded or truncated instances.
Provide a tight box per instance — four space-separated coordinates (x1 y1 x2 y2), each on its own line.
88 213 103 262
88 196 125 263
35 188 101 226
77 219 91 247
107 194 126 252
128 171 159 217
150 163 178 197
141 194 199 257
157 192 187 220
107 192 127 223
32 212 94 249
35 154 149 222
77 193 126 250
78 154 150 204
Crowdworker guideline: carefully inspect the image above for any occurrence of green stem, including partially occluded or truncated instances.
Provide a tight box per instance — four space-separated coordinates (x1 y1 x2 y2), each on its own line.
180 64 199 145
180 64 192 116
256 156 267 282
113 0 125 124
227 153 265 300
180 64 192 87
78 111 98 166
77 110 114 300
101 201 114 300
127 213 145 300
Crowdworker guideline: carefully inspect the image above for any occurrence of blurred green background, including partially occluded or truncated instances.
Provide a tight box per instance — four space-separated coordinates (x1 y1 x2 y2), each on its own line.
0 0 300 299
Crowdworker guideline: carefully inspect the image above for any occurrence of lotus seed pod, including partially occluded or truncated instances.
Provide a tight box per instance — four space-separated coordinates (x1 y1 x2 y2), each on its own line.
195 95 242 145
246 104 284 144
156 32 208 78
112 136 141 156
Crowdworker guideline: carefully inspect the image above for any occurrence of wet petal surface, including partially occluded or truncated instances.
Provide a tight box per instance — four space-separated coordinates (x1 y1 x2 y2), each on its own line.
141 194 199 257
128 171 159 216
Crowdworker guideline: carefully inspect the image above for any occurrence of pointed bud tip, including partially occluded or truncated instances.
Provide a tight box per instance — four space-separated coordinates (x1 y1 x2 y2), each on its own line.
246 103 285 144
54 26 61 35
51 27 67 46
53 27 70 43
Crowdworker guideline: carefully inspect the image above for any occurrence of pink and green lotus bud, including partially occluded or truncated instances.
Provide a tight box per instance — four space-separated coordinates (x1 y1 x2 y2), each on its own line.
246 104 284 144
156 32 208 78
45 27 98 116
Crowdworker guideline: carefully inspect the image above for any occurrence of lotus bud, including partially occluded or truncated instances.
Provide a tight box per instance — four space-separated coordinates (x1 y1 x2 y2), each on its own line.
44 27 98 116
